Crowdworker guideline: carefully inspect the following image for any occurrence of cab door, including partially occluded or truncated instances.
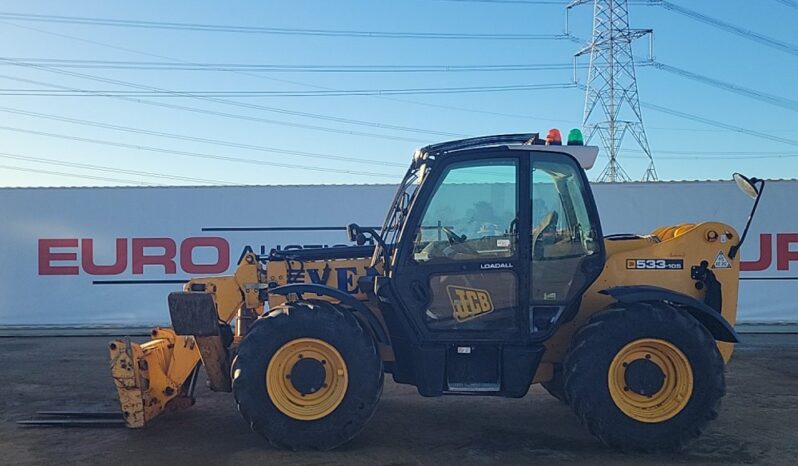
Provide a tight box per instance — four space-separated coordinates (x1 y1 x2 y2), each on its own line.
390 152 530 342
528 154 605 335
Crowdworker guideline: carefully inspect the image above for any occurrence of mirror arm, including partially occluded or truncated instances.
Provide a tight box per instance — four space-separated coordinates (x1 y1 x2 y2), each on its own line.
349 223 392 271
364 227 392 271
729 179 765 260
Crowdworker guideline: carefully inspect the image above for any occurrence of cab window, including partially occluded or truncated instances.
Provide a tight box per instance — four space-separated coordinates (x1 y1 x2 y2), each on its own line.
413 160 518 263
530 159 599 303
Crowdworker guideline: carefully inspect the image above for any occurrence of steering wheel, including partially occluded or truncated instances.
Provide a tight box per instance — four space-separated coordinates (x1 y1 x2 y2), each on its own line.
442 226 466 245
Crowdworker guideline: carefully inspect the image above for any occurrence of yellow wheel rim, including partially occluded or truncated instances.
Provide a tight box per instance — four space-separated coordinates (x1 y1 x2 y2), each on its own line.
608 338 693 423
266 338 348 421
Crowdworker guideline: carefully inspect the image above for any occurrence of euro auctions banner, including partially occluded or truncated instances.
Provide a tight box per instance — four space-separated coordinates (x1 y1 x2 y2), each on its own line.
0 184 395 328
0 180 795 327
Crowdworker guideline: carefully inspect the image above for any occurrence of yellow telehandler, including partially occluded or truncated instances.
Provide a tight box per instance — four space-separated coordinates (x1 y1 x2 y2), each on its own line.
95 131 763 451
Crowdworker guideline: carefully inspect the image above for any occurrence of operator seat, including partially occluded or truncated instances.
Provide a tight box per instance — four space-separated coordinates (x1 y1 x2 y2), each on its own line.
532 211 559 260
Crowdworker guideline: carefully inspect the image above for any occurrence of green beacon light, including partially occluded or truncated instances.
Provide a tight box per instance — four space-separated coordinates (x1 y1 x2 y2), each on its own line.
567 128 584 146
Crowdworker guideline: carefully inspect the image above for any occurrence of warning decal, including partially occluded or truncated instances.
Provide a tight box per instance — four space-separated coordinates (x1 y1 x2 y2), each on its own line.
713 251 732 269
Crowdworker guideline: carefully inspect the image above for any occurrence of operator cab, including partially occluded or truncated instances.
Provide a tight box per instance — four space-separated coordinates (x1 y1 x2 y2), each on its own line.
372 131 607 396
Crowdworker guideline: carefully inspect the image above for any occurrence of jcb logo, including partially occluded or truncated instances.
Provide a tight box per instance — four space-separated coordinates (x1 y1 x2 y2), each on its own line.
447 286 494 322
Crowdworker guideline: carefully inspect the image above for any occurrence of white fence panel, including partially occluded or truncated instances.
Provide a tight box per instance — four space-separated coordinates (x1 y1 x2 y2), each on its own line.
0 180 795 328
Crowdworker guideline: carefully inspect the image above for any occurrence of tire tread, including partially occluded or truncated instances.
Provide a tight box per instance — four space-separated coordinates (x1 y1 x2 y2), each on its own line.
563 302 725 452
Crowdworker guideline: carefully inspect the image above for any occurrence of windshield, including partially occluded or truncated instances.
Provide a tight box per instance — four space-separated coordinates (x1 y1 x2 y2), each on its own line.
375 164 426 266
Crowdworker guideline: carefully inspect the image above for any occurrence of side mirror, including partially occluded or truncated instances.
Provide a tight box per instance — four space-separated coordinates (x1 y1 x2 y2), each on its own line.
347 223 369 245
346 223 359 242
733 173 760 200
728 173 765 259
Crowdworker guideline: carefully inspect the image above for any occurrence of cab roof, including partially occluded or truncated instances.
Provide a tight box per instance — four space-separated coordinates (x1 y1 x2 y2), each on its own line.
414 133 599 170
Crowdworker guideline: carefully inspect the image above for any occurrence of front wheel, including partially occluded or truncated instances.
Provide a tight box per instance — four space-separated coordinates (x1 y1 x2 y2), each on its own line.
232 302 383 450
563 303 726 452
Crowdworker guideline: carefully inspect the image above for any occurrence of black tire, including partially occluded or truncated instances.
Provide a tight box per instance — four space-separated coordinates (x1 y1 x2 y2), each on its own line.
232 301 383 451
541 364 568 403
563 303 725 452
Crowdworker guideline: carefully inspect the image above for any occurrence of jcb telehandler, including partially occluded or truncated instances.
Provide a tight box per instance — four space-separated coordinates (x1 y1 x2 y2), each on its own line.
105 131 764 452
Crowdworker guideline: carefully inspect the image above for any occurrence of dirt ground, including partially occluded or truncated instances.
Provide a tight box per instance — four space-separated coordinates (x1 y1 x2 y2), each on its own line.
1 334 796 466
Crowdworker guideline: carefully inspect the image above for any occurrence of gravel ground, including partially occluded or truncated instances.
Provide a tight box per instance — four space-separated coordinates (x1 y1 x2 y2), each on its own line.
1 334 796 466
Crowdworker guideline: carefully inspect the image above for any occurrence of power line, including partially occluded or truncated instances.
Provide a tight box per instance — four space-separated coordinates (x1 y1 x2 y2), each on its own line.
14 100 787 184
0 56 576 139
0 12 569 40
0 14 556 184
0 57 575 131
620 154 798 161
0 57 461 140
625 155 798 160
0 71 434 144
0 163 158 186
6 66 792 154
0 57 583 73
772 0 798 10
0 105 406 168
7 13 794 150
0 55 576 97
437 0 570 4
0 19 381 95
0 56 563 146
645 126 798 133
0 19 594 135
640 101 798 147
570 79 798 148
21 58 798 114
4 17 760 138
622 148 798 156
17 100 787 171
13 60 771 138
349 92 798 134
0 19 585 133
437 0 654 4
0 82 577 97
659 1 798 57
0 18 427 97
619 149 798 159
0 125 400 178
0 152 233 185
647 61 798 113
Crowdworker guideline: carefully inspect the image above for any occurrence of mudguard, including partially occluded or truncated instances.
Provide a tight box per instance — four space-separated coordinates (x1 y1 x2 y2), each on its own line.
600 285 738 343
269 283 389 344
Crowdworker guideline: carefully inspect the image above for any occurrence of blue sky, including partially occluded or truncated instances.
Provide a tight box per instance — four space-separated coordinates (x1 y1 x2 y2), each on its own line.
0 0 796 187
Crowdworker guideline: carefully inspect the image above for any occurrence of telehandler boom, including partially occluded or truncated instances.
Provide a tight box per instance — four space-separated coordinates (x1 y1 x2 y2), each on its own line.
107 131 763 452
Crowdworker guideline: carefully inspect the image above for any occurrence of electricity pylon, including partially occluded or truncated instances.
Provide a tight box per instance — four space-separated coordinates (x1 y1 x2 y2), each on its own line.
568 0 657 182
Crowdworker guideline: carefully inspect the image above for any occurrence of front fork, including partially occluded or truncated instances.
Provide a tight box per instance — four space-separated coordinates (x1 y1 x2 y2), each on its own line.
109 252 264 428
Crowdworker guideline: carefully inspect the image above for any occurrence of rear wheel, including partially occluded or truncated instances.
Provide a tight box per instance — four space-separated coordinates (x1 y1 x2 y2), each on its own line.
232 302 383 450
563 303 725 452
